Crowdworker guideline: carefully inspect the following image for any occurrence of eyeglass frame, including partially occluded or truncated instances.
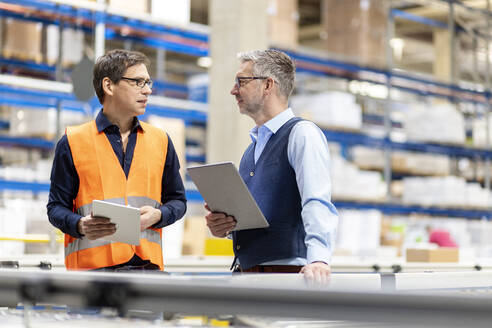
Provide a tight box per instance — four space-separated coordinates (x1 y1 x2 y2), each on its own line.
234 76 270 89
120 77 153 89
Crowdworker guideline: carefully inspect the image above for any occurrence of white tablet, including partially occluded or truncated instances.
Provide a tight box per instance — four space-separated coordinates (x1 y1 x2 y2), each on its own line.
92 200 141 245
187 162 269 231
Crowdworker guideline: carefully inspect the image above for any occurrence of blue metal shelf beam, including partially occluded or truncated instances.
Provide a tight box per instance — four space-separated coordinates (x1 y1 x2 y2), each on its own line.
0 9 94 32
143 106 206 123
285 49 489 105
0 0 208 57
0 82 206 121
323 129 492 159
185 190 492 219
0 179 50 193
0 57 189 99
0 0 57 12
186 155 205 163
0 135 53 150
152 80 188 94
333 201 492 219
0 57 57 75
390 8 448 29
105 32 208 57
104 13 208 43
0 84 89 113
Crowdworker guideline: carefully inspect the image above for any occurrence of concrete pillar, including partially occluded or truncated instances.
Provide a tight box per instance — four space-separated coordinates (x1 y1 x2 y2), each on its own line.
207 0 269 165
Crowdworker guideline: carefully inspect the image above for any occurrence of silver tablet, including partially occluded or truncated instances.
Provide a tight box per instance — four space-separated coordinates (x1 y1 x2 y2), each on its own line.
187 162 269 231
92 200 141 245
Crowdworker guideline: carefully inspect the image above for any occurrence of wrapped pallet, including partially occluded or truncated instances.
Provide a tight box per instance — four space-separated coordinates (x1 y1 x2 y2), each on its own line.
336 209 382 257
3 19 43 63
322 0 387 67
290 91 362 130
403 103 465 145
46 25 85 66
9 107 86 140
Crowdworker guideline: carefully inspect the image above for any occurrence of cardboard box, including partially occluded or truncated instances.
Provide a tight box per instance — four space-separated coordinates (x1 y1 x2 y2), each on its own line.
268 0 298 48
108 0 148 14
3 19 42 63
181 216 207 256
322 0 387 67
406 248 459 263
147 116 186 178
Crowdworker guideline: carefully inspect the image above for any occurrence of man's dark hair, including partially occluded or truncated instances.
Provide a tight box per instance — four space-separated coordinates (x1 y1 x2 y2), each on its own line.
93 49 150 104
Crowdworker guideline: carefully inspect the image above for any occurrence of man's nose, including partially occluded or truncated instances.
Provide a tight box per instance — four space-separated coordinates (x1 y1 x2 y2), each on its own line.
143 84 152 95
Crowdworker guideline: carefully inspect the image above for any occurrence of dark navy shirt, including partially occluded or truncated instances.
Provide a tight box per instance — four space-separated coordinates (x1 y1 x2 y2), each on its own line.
47 110 187 240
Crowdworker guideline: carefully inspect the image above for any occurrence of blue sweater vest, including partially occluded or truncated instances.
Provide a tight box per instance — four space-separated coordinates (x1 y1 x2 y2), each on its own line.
234 117 306 269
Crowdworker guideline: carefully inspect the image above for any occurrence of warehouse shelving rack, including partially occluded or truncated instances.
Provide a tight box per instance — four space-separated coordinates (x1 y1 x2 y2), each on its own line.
0 0 492 220
280 1 492 219
0 0 209 153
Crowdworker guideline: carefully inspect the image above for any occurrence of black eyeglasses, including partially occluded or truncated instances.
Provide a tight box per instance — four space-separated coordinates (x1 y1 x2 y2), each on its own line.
121 77 153 89
234 76 269 89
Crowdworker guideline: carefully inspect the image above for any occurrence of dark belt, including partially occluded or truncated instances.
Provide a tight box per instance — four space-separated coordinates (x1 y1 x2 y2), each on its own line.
240 265 303 273
92 263 161 273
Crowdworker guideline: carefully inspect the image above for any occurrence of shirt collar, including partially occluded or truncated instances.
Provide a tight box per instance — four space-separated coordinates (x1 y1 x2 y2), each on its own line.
249 108 295 142
95 109 142 133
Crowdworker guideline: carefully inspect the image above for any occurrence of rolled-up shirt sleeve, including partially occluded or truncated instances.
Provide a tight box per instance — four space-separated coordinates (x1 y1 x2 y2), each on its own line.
288 121 339 265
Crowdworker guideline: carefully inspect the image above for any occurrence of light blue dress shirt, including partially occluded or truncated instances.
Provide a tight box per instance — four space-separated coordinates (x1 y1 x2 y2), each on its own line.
248 108 339 266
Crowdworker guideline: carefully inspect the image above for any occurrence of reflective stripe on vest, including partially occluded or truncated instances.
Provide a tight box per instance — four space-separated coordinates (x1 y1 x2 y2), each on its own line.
65 229 162 258
65 120 167 270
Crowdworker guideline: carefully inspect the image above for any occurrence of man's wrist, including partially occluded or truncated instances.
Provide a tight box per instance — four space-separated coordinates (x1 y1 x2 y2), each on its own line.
76 218 84 237
151 208 163 227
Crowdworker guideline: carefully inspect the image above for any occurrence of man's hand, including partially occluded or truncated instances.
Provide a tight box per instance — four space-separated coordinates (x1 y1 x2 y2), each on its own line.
204 204 236 238
77 214 116 240
140 206 162 231
300 262 331 285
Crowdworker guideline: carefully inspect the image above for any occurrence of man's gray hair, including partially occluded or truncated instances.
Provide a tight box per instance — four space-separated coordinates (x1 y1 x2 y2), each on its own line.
237 49 295 99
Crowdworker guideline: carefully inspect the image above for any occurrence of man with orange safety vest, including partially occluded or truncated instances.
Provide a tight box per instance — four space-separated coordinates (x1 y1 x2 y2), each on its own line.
47 49 187 271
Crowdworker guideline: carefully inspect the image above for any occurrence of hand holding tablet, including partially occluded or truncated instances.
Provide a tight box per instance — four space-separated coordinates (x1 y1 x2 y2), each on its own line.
187 162 269 231
92 200 141 245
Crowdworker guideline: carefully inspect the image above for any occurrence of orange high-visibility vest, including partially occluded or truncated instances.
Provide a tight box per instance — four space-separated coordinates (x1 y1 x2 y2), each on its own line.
65 120 168 270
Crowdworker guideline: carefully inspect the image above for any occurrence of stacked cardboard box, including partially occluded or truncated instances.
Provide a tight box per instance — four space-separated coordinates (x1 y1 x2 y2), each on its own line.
406 248 459 263
108 0 148 14
181 216 207 256
3 19 43 63
147 116 186 178
322 0 387 67
268 0 298 48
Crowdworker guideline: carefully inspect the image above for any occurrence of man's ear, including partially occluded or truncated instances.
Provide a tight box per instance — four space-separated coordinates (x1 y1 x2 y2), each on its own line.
264 77 275 94
102 77 114 97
